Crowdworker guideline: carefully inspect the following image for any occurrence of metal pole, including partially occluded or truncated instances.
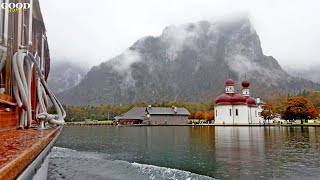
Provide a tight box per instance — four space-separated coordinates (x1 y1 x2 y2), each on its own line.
28 0 33 46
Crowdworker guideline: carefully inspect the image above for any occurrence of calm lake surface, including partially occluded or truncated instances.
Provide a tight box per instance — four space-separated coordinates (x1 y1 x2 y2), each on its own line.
49 126 320 180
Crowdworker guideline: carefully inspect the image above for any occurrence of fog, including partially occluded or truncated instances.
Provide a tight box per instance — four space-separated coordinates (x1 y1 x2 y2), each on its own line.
41 0 320 68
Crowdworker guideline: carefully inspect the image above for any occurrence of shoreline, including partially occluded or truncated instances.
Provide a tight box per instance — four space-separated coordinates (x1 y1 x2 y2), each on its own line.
64 123 320 127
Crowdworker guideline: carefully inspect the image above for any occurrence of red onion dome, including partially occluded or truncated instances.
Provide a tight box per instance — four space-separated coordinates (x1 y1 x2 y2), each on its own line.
215 94 232 105
241 80 250 88
215 93 247 105
225 79 234 86
231 94 247 105
246 97 257 106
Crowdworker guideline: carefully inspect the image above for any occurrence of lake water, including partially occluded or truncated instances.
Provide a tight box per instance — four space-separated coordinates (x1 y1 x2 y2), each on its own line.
48 126 320 179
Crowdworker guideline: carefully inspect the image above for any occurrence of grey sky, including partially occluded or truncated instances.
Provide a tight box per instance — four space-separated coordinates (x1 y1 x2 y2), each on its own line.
41 0 320 67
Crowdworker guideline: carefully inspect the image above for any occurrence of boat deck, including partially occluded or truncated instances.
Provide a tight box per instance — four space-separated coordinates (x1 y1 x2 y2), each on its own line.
0 127 59 179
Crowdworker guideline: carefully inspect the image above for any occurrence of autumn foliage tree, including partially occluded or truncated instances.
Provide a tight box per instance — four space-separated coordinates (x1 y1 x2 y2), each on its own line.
261 101 276 121
194 111 205 120
189 111 214 122
271 95 287 114
282 96 318 124
188 112 196 119
203 111 215 121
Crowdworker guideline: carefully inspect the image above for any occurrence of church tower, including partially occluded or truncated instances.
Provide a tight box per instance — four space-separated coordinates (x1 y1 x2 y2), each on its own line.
225 79 235 94
242 80 250 96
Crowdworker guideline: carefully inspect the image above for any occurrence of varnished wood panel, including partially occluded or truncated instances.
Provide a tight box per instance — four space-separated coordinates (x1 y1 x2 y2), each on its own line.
0 127 59 179
0 107 18 129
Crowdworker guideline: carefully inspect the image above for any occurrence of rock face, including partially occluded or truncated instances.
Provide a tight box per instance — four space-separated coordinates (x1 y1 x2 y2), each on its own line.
58 17 320 106
48 61 88 94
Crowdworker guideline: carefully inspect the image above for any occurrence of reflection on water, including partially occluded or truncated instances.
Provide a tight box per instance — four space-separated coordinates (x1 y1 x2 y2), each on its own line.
214 127 320 179
51 126 320 179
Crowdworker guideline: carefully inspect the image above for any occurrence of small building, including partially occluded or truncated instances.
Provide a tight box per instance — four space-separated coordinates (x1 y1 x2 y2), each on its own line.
144 106 190 125
116 106 190 125
214 79 264 124
116 107 147 125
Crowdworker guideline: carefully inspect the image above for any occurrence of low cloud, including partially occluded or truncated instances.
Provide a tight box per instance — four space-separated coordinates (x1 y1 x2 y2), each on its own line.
112 49 141 72
42 0 320 67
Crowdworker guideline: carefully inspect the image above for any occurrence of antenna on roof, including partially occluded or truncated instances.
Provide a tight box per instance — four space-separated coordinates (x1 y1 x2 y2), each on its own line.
173 106 177 113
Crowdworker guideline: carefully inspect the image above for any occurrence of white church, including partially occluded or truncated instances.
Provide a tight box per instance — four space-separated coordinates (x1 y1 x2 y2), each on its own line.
214 79 264 124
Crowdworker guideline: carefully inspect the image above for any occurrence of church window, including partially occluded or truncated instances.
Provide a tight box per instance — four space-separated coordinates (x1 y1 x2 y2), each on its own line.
236 109 238 116
229 109 232 116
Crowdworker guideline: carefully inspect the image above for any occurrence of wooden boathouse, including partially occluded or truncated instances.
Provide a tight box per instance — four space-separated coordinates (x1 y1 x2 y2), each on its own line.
116 106 190 125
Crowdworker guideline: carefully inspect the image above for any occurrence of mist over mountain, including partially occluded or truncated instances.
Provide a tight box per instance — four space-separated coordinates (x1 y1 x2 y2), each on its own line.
48 61 89 94
58 17 320 106
283 65 320 84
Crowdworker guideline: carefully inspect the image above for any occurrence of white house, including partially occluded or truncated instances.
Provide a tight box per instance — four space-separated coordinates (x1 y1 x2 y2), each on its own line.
214 79 264 124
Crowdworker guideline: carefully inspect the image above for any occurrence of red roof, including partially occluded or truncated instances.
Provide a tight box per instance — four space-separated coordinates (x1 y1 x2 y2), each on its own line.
216 78 257 106
225 79 234 86
246 97 257 107
215 94 232 105
232 94 247 105
215 93 247 105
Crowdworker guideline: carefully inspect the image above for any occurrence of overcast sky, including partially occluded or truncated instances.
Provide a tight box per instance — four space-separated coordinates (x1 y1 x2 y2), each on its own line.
41 0 320 68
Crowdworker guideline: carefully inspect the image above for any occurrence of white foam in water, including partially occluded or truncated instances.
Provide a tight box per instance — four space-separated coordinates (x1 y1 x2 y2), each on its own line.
131 162 215 180
52 146 77 152
48 147 215 180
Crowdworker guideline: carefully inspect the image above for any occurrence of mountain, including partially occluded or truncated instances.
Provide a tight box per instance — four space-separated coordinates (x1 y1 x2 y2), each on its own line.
283 65 320 84
58 17 320 106
48 61 89 94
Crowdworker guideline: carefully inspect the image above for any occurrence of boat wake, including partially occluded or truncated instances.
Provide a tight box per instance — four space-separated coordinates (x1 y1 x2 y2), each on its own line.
48 147 214 180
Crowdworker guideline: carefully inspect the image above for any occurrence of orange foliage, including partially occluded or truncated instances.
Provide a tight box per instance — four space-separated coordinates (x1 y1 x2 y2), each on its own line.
194 111 205 120
282 96 318 120
261 101 276 120
190 111 214 120
188 112 196 119
203 111 215 120
270 95 287 114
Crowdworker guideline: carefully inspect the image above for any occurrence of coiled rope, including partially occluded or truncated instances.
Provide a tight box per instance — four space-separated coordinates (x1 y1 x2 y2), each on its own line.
11 49 65 128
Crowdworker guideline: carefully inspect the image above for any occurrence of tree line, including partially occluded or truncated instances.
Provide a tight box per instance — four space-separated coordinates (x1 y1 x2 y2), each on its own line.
52 90 320 122
53 101 215 122
261 90 320 121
